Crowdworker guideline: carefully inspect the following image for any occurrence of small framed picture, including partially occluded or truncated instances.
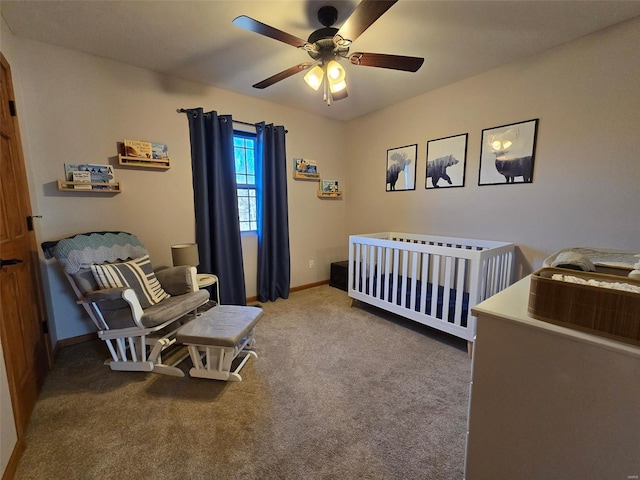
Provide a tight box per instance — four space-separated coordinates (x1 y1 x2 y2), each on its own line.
386 144 417 192
479 119 539 185
320 179 339 193
425 133 467 189
293 158 319 178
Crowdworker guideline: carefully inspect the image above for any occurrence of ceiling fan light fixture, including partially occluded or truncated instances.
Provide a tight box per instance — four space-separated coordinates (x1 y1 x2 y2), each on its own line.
304 65 324 90
234 1 424 106
329 79 347 93
326 60 346 83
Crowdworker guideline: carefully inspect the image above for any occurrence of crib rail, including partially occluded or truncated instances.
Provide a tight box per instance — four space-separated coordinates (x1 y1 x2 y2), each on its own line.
348 232 514 342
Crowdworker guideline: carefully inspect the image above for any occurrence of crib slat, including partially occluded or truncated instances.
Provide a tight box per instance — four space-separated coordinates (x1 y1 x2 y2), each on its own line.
453 258 466 326
383 247 391 301
361 245 368 294
430 255 440 317
376 246 383 300
420 252 429 314
410 250 419 311
392 248 400 305
354 243 361 292
442 256 453 321
368 244 375 297
400 249 409 307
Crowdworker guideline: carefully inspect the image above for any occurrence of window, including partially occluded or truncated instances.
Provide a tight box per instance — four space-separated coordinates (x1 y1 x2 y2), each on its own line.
234 132 257 232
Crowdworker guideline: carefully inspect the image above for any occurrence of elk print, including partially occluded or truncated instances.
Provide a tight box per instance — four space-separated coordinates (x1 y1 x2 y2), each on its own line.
479 119 539 186
386 144 417 192
425 133 468 189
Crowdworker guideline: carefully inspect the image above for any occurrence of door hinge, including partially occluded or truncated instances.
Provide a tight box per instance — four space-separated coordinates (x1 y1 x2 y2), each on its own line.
9 100 16 117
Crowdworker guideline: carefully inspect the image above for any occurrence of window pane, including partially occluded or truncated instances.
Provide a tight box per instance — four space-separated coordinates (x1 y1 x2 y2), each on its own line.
247 147 255 176
235 147 246 173
249 196 257 221
234 133 258 232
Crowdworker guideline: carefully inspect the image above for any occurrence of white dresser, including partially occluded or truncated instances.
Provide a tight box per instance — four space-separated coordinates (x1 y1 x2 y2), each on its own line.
464 276 640 480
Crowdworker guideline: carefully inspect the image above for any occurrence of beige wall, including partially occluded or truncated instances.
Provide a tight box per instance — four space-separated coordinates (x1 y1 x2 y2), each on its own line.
345 17 640 277
1 23 348 341
2 12 639 478
1 12 637 344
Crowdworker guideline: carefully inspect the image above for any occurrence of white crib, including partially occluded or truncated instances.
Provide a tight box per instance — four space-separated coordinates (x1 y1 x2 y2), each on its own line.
348 232 515 355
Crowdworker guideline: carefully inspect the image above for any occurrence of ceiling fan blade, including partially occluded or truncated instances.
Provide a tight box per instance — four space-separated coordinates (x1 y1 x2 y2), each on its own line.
252 63 314 89
335 0 398 44
233 15 309 49
349 52 424 72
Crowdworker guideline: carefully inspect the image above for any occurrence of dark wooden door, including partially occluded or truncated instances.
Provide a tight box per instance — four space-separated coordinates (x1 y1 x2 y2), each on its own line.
0 51 51 440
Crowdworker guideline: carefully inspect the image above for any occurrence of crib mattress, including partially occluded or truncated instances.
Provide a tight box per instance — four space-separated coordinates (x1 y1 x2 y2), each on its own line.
360 275 470 326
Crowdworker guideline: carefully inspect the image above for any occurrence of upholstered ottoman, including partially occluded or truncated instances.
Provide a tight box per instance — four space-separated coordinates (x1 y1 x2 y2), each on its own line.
177 305 263 381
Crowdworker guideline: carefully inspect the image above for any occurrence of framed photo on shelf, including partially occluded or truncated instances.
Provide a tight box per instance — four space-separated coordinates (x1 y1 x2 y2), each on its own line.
124 139 152 159
293 158 318 176
425 133 467 189
151 142 169 160
386 144 417 192
64 163 115 183
478 118 539 186
320 179 339 193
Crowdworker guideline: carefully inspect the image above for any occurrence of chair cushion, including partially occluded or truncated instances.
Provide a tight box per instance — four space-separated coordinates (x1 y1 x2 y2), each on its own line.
90 255 170 309
140 290 210 328
177 305 263 347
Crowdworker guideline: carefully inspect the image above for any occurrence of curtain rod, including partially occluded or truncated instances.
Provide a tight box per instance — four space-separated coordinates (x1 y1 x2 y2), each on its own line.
177 108 254 127
177 108 287 133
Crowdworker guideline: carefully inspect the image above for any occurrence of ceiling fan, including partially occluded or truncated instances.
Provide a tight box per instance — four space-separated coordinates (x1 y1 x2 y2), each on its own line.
232 0 424 105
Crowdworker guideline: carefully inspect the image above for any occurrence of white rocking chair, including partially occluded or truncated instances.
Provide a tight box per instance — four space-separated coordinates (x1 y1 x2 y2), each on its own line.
43 231 210 376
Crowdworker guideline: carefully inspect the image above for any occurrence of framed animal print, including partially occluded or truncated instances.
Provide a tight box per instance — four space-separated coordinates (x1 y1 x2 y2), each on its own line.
386 144 417 192
478 119 539 186
425 133 467 189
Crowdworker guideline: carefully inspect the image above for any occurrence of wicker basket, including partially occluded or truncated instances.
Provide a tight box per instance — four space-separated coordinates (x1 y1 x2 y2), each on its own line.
528 267 640 346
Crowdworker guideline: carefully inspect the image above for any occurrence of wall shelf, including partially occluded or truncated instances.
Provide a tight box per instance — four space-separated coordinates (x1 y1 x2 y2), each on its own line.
57 179 122 193
118 154 171 169
317 191 342 199
293 171 320 181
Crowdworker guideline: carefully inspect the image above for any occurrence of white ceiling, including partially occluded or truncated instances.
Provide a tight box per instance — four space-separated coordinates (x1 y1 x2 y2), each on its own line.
2 0 640 121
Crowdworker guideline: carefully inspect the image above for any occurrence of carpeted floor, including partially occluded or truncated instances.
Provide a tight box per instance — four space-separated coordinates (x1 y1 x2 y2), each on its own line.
15 285 471 479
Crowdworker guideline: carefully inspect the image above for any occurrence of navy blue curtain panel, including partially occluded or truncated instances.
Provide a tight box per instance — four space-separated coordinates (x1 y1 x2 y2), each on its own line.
256 122 291 302
186 108 246 305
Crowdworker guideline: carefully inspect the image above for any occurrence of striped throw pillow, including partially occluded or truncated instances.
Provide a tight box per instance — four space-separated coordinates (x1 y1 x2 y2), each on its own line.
90 255 170 309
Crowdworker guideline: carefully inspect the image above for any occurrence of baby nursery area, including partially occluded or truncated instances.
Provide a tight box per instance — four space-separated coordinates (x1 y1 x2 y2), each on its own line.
348 232 515 355
2 2 639 479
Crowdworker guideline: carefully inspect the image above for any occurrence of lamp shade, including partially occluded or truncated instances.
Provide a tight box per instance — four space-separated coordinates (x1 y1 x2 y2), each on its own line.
326 60 345 83
304 65 324 91
171 243 199 267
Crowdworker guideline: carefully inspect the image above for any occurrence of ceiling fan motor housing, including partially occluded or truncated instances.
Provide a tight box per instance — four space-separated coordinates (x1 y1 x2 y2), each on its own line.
306 6 348 61
308 27 339 45
318 6 338 27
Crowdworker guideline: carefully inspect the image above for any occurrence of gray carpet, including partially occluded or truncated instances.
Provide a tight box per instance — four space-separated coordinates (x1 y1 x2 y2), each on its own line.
15 285 471 479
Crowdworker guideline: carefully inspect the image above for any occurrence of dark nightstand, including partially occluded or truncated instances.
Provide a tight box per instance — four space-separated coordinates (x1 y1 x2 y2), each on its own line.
329 260 349 291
